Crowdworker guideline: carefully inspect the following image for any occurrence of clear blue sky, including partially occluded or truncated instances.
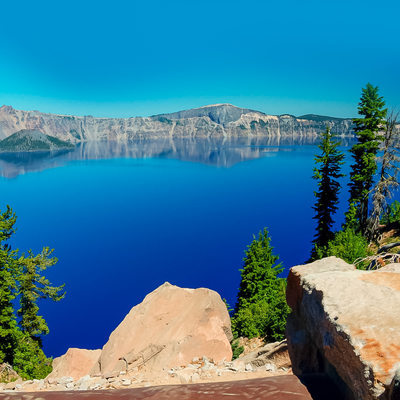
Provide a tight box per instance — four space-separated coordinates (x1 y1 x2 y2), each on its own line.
1 0 399 118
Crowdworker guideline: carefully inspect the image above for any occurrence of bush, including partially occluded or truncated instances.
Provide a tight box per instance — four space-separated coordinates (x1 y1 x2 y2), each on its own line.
314 227 370 264
231 339 244 360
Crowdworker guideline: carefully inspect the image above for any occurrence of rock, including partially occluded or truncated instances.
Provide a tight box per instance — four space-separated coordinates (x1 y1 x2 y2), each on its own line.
230 360 245 372
234 340 290 370
92 282 232 377
265 363 277 372
47 377 56 385
47 348 101 381
121 379 132 386
245 363 253 372
0 363 20 383
178 374 190 384
4 381 17 390
286 256 400 400
389 368 400 400
192 372 200 382
57 376 74 384
75 375 92 390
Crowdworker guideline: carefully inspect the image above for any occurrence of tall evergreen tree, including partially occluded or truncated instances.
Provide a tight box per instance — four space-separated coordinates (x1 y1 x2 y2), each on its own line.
0 206 65 379
231 228 289 341
17 248 65 345
346 83 387 232
0 207 19 364
311 127 344 258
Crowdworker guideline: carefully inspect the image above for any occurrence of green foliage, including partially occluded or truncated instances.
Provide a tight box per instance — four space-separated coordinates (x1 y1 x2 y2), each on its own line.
314 227 370 265
346 83 387 232
0 207 19 364
223 298 233 315
381 200 400 224
156 116 173 125
311 127 344 258
231 339 244 360
298 114 346 122
0 130 74 152
13 332 52 380
231 229 290 341
17 248 65 342
0 206 64 379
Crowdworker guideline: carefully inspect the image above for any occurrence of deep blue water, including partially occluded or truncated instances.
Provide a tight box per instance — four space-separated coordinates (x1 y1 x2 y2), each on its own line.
0 137 356 357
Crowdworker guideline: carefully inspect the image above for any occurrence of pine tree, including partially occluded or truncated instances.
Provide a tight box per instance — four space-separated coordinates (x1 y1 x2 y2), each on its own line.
0 206 65 379
18 248 65 345
231 228 289 341
0 207 19 364
346 83 387 232
311 127 344 258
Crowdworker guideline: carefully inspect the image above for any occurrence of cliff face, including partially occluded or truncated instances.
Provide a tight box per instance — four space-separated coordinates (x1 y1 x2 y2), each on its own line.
0 104 354 143
286 257 400 400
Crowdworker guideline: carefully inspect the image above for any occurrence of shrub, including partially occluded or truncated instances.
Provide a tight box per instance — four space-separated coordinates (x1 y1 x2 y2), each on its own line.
314 227 370 265
231 339 244 360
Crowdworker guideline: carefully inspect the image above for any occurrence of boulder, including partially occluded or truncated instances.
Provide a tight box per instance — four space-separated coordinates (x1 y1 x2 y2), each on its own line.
47 348 101 381
92 282 233 377
286 256 400 400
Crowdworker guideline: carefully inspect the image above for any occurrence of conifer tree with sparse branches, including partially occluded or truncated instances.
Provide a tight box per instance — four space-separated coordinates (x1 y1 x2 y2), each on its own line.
311 127 344 258
367 110 400 241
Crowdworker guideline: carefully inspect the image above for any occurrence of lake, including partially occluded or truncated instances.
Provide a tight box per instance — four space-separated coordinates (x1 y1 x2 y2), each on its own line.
0 137 356 357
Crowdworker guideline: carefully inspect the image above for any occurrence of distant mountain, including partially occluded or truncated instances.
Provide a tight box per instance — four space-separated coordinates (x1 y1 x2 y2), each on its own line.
0 129 74 152
0 104 355 144
154 104 261 125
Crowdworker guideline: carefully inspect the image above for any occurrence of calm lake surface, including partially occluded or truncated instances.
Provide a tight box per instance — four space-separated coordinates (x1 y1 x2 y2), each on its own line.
0 137 356 357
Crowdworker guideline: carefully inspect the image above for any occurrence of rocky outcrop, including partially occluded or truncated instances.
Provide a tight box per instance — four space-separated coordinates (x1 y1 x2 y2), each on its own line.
47 348 101 381
0 104 354 143
286 256 400 400
92 282 233 377
44 282 233 386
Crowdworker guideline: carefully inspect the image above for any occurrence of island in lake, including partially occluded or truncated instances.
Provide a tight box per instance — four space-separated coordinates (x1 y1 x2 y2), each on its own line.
0 129 74 152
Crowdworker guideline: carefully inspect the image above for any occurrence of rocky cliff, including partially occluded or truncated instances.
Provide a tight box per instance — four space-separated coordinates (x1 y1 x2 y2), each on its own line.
286 257 400 400
0 104 354 143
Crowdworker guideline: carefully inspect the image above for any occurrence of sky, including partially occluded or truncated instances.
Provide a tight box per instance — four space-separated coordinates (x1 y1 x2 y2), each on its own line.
0 0 399 118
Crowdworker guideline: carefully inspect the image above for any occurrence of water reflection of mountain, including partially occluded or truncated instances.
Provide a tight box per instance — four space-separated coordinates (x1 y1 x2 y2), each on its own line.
0 136 355 178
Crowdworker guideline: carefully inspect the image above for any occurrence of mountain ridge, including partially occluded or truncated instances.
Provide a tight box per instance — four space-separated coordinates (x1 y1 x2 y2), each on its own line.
0 104 355 143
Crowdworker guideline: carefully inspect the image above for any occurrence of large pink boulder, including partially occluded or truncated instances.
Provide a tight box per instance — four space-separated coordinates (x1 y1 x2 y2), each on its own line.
47 348 101 381
286 257 400 399
92 282 233 377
